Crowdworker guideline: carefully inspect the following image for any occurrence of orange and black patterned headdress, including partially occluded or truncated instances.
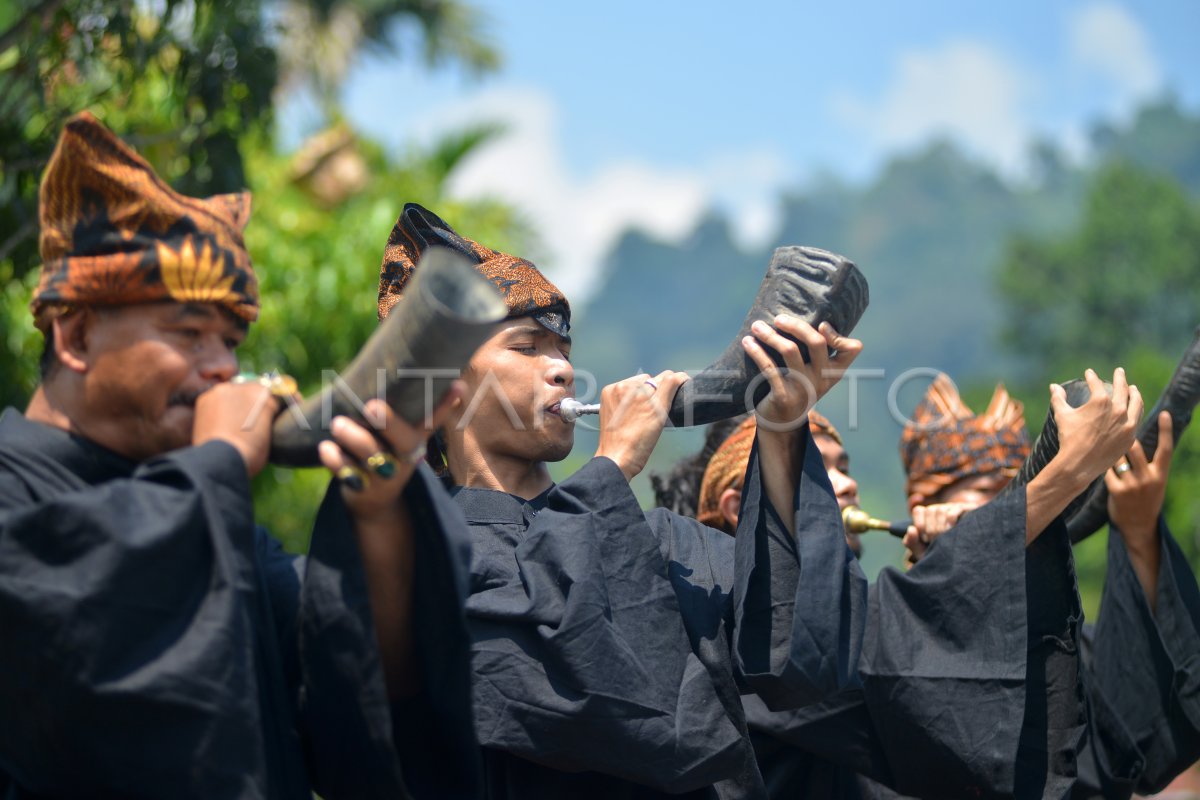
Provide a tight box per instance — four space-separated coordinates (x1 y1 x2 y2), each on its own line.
697 410 841 529
378 203 569 336
900 373 1030 500
31 112 258 333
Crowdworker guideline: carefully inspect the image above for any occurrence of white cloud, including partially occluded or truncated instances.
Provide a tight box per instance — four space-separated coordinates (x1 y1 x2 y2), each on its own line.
830 40 1033 174
1068 2 1162 106
417 86 789 303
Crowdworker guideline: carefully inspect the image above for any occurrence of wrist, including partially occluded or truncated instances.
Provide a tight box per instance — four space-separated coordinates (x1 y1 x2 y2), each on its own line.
1040 453 1094 498
594 450 637 481
757 425 805 478
1118 523 1160 554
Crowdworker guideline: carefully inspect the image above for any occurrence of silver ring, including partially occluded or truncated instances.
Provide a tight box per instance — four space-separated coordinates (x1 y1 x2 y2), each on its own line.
1114 461 1132 475
643 379 658 391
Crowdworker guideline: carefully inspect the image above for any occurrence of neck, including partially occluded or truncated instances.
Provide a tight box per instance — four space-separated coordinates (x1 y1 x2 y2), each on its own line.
25 383 76 433
449 442 555 500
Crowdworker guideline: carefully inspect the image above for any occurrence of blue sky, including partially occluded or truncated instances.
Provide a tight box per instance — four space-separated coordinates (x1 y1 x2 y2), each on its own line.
325 0 1200 301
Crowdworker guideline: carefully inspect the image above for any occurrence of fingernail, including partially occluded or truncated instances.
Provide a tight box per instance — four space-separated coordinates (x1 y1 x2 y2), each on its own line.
752 320 768 333
775 314 792 326
743 336 755 347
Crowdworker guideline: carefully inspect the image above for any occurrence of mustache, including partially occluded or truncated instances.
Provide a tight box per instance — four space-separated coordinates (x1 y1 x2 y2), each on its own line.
167 386 211 408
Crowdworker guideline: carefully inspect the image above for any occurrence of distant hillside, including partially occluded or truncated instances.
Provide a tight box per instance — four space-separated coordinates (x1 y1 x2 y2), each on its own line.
557 98 1200 575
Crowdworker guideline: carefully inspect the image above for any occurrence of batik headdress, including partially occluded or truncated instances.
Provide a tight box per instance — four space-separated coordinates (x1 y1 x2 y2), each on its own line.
31 112 258 332
900 373 1030 500
377 203 570 337
696 410 842 529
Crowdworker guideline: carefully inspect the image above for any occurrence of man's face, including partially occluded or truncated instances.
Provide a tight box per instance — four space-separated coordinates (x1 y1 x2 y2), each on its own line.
69 302 244 460
452 317 575 464
930 472 1010 509
813 432 862 555
813 433 859 511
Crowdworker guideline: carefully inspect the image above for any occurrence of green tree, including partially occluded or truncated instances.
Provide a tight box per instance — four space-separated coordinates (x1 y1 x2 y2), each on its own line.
0 0 501 410
0 0 520 551
275 0 498 123
999 162 1200 374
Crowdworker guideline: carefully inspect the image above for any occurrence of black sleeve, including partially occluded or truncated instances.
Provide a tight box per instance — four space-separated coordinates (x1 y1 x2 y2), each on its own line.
861 488 1069 799
732 426 868 709
0 442 303 799
1073 622 1144 800
298 462 479 800
467 456 748 793
1082 519 1200 795
743 688 895 788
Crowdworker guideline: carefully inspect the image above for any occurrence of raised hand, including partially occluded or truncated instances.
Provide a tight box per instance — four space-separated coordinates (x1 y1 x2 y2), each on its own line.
318 383 464 519
595 370 692 481
741 317 862 431
1025 367 1144 544
193 381 280 477
1106 410 1172 609
1051 367 1143 487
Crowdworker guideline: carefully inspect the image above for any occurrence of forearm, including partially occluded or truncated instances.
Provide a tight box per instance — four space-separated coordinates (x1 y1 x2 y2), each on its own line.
1120 525 1162 614
353 510 419 699
755 426 805 536
1024 457 1090 545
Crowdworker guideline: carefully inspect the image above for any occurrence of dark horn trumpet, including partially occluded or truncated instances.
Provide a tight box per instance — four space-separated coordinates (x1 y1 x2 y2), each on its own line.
559 247 870 427
269 247 507 466
668 246 869 427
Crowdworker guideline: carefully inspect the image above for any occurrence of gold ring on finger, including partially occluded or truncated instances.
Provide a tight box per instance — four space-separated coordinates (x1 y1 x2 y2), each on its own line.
336 465 369 491
367 452 399 478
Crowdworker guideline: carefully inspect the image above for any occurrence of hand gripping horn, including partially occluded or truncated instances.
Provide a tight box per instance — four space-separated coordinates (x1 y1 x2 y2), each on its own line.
1065 328 1200 542
1001 328 1200 543
667 246 869 427
561 247 870 427
269 247 507 466
999 379 1101 524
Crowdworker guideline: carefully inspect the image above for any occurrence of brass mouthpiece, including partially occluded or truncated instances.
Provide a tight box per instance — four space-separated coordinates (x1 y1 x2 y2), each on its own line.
841 506 910 537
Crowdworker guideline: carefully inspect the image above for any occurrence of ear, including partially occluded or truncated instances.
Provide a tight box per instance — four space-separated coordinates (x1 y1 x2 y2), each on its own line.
51 311 94 375
907 492 926 512
719 487 742 530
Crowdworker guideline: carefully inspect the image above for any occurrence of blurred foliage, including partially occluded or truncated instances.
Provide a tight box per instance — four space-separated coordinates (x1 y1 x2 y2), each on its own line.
0 0 518 552
275 0 498 119
0 0 280 275
998 163 1200 372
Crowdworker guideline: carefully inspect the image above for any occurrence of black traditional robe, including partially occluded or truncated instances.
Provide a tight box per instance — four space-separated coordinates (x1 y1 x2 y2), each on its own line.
746 490 1089 799
1074 520 1200 799
454 427 868 798
0 408 478 799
